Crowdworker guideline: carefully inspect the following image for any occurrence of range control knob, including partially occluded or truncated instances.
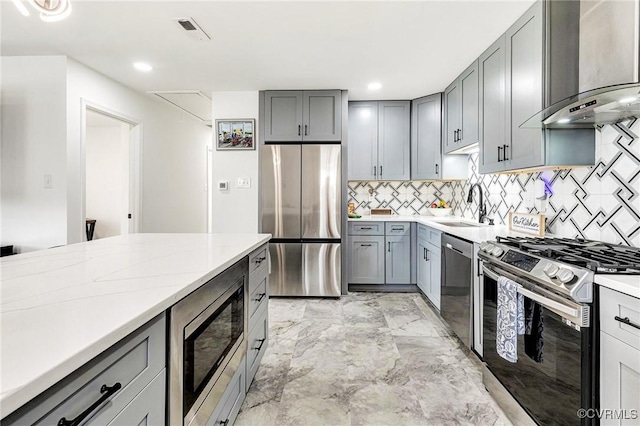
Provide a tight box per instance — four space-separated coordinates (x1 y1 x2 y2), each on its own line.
491 247 504 257
485 243 495 253
480 242 491 252
557 268 575 283
543 264 559 277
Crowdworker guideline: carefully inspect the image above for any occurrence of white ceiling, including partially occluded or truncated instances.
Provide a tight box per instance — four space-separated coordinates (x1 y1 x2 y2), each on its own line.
1 0 535 100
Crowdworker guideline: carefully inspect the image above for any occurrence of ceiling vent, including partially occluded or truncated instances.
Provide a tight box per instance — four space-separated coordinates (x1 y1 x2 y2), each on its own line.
172 17 210 41
151 91 212 126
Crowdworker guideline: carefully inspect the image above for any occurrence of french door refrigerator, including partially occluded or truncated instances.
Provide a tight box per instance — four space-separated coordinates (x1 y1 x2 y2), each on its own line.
260 144 341 296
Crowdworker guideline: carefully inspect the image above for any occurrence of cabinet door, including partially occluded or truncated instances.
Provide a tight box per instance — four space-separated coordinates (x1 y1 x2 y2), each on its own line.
378 101 410 180
443 81 460 154
348 235 385 284
385 235 411 284
506 1 544 170
459 60 479 149
303 90 341 142
479 36 507 174
428 247 441 310
264 91 303 142
107 370 166 426
348 102 378 180
600 332 640 425
416 239 430 295
411 94 442 180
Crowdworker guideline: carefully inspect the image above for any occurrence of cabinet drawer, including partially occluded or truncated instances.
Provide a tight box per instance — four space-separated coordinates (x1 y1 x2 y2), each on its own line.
107 369 165 426
601 287 640 350
348 222 384 236
207 356 246 426
249 244 269 279
417 224 441 248
249 274 268 326
385 222 410 236
5 314 166 426
247 303 268 388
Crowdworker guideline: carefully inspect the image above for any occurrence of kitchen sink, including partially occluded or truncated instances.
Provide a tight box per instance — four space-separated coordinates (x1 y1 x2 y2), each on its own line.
440 222 484 227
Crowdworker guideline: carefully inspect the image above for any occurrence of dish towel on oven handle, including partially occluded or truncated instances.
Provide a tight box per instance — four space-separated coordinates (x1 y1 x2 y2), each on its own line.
496 276 525 363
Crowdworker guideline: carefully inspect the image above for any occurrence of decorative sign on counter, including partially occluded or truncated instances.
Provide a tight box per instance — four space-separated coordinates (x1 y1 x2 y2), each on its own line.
508 212 545 237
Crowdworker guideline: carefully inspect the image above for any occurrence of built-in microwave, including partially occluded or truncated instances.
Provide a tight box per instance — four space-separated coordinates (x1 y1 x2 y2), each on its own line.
169 259 247 426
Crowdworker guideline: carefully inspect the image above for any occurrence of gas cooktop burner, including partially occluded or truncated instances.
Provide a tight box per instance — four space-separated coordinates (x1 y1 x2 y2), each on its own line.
495 237 640 274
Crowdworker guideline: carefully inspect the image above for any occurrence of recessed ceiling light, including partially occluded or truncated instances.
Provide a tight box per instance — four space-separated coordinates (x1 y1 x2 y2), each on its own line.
619 96 638 104
557 118 571 124
368 82 382 90
133 62 153 72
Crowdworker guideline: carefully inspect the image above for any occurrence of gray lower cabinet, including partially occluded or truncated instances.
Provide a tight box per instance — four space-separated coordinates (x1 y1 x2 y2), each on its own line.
348 235 385 284
107 370 166 426
207 357 247 426
247 244 269 388
264 90 341 142
385 235 411 284
3 314 166 426
600 287 640 424
347 101 410 181
415 225 442 310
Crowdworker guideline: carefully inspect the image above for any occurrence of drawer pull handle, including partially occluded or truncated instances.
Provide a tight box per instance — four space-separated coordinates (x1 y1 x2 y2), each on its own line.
58 382 122 426
614 316 640 330
360 244 372 247
391 227 404 231
359 227 372 230
254 338 266 351
255 256 266 265
255 293 267 302
219 420 230 426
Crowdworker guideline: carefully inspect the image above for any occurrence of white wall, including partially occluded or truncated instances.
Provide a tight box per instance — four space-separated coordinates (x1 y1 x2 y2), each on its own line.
66 59 212 242
85 118 129 239
211 91 259 233
1 56 68 252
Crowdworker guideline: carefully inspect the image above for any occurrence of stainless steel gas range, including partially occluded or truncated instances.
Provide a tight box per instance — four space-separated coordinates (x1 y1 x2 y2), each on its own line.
478 236 640 426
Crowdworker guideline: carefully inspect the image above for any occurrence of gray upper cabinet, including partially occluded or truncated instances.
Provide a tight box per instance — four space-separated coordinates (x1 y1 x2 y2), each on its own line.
264 90 341 142
411 94 442 180
378 101 411 180
348 102 378 180
265 91 303 142
444 61 479 154
505 0 544 170
479 36 507 174
347 100 410 181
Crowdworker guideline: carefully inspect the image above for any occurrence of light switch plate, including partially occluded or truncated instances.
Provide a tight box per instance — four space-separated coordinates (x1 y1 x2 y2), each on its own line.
44 174 53 189
237 177 251 189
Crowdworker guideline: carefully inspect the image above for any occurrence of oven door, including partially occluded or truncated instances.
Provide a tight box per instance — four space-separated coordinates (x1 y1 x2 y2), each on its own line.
482 262 594 426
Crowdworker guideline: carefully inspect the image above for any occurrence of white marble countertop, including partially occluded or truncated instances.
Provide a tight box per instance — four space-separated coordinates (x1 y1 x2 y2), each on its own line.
0 233 271 418
595 275 640 299
348 214 533 244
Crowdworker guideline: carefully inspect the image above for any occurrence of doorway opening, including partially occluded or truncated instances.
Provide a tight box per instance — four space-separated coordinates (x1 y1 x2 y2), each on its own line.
82 103 142 241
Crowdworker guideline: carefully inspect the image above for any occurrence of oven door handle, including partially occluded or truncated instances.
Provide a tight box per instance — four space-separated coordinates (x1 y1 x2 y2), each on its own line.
481 263 585 324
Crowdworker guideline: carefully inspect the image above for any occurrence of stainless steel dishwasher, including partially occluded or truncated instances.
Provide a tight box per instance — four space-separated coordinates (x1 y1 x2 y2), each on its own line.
441 234 473 348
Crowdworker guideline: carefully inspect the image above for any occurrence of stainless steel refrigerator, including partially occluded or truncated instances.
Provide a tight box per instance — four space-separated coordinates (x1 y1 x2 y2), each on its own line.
260 144 341 296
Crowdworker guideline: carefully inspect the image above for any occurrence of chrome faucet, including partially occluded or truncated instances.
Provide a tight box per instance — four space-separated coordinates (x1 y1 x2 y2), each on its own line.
467 183 489 224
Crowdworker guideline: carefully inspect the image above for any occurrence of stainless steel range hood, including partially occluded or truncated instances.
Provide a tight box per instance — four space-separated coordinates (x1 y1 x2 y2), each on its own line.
523 0 640 129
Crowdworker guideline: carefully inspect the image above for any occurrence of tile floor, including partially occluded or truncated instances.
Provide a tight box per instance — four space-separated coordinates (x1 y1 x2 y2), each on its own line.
236 292 512 426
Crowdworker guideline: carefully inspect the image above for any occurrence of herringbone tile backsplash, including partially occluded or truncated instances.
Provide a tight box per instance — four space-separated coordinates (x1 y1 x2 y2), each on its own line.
347 118 640 247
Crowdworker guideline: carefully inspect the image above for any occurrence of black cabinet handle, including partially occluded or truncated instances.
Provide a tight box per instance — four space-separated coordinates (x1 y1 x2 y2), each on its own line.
255 293 266 302
497 146 503 162
425 249 430 261
304 124 308 136
58 383 122 426
373 166 377 177
360 227 372 230
503 144 509 161
219 420 229 426
435 163 439 174
391 227 404 231
298 125 301 136
423 247 426 260
615 316 640 330
388 242 391 252
254 338 266 351
379 166 382 177
360 243 372 247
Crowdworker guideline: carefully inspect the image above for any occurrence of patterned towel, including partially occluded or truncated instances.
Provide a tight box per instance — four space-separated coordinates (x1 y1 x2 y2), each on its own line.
496 276 524 363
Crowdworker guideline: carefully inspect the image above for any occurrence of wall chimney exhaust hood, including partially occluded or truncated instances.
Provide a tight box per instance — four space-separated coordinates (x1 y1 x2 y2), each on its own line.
522 0 640 129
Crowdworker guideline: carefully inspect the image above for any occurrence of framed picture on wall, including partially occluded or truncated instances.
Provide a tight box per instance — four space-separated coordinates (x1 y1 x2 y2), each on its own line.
215 119 255 150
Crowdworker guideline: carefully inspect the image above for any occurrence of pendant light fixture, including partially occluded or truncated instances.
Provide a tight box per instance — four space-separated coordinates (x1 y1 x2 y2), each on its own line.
11 0 72 22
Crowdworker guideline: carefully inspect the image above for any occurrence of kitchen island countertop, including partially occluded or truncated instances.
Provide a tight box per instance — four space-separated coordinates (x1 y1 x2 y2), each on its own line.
0 233 271 418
